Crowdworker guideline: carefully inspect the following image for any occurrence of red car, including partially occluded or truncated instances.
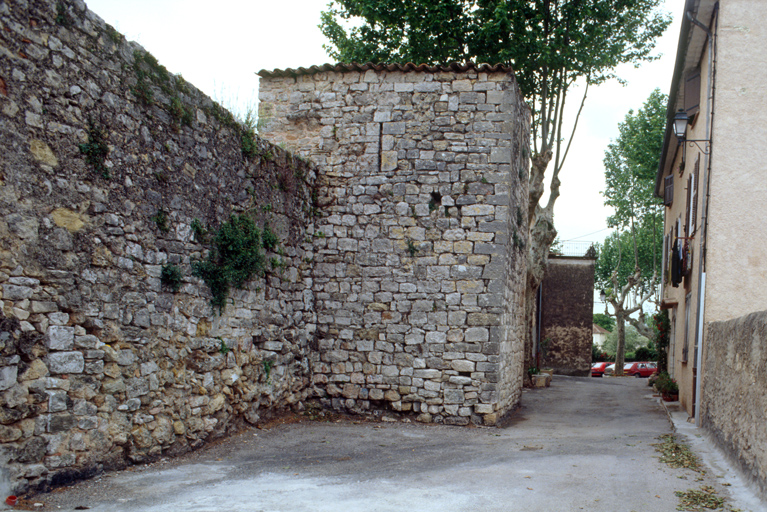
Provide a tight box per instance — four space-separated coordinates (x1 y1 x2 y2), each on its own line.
591 362 612 377
625 362 657 378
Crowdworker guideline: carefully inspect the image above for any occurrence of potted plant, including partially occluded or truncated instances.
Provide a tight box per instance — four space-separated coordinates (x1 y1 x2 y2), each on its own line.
654 372 678 401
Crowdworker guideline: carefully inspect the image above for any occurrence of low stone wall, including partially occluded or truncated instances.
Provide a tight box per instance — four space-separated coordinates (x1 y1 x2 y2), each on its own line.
702 310 767 496
259 63 530 425
0 0 316 493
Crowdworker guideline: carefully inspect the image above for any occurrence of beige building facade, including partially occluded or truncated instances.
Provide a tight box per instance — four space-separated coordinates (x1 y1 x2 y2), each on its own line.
656 0 767 494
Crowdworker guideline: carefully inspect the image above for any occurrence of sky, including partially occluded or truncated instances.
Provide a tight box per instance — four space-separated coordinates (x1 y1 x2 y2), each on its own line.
85 0 684 248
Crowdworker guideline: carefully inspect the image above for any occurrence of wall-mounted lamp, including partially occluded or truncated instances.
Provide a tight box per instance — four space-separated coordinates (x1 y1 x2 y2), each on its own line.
599 290 606 303
673 109 710 154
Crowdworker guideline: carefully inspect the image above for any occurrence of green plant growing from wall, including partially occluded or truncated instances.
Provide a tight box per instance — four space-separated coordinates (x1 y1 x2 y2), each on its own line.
263 359 274 383
161 263 182 292
406 239 419 257
78 119 110 178
169 96 193 128
191 218 207 243
105 24 123 44
151 209 169 232
218 338 230 356
55 1 70 26
262 225 279 251
192 214 268 313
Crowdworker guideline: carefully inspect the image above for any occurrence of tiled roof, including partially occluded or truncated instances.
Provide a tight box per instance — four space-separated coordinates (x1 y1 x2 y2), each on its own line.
257 62 514 78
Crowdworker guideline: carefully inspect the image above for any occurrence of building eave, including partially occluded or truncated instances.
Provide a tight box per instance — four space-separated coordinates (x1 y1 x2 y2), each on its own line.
655 0 718 198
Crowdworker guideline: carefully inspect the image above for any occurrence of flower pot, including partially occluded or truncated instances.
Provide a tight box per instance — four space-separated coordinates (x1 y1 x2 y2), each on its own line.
5 496 17 507
662 393 678 402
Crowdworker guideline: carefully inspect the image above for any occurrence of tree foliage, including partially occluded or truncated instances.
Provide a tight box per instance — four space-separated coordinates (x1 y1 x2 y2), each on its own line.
602 88 667 229
601 324 650 356
596 89 666 374
595 217 661 297
593 313 615 333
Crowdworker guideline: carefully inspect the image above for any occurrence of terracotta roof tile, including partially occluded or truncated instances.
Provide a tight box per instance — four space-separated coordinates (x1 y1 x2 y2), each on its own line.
257 62 514 78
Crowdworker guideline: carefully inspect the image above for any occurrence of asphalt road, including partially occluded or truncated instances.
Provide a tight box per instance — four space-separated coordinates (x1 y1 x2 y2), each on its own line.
22 376 758 512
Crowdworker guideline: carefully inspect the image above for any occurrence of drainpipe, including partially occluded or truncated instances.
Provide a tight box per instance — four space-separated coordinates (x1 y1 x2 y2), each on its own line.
688 7 717 427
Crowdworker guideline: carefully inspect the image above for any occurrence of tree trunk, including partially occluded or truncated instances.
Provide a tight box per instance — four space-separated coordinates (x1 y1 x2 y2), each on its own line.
522 149 558 383
614 315 626 376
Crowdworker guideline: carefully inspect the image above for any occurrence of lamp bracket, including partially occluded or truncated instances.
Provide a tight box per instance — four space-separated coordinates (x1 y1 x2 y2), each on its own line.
684 139 711 155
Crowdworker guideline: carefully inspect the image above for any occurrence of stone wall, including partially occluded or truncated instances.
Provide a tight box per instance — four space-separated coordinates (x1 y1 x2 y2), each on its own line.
259 63 530 425
0 0 317 493
702 310 767 497
539 256 595 376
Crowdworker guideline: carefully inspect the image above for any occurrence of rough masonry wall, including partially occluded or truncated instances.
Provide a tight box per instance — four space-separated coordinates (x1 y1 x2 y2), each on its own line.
259 65 529 425
539 257 595 376
702 310 767 497
0 0 316 493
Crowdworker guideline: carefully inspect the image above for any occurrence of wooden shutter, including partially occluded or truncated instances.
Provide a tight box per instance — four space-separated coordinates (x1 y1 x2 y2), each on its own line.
685 174 692 236
685 68 701 119
664 175 674 206
662 233 669 283
691 156 700 234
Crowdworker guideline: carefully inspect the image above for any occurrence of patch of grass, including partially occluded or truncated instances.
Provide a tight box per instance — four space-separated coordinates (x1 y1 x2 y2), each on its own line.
161 263 182 292
192 214 266 313
78 119 110 178
674 486 725 511
654 435 703 473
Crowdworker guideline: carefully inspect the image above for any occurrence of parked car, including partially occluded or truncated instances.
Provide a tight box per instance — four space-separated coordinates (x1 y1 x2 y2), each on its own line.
591 362 612 377
603 362 657 377
625 362 657 378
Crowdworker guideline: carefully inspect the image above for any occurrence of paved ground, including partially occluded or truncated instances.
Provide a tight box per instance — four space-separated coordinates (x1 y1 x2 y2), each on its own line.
18 376 763 512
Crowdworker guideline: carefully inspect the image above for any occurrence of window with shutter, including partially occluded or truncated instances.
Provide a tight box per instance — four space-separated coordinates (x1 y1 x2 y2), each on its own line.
662 232 669 283
691 156 700 235
685 68 701 121
664 175 674 206
685 174 692 236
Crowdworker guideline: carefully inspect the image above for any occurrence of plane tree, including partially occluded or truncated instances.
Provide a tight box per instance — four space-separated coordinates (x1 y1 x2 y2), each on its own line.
595 89 666 375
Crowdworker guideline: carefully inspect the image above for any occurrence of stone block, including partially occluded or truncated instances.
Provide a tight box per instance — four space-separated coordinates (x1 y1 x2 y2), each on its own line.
48 352 84 374
0 365 18 390
467 313 501 326
48 413 76 433
444 389 465 404
465 327 489 342
451 360 475 372
489 147 511 163
3 284 34 300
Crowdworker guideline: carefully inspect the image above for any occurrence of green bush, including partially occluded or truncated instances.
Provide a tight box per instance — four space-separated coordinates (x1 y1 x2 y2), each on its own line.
192 214 266 313
161 263 182 292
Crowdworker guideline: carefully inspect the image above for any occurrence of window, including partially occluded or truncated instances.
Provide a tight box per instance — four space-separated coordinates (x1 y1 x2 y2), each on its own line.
685 160 699 237
664 174 674 206
685 68 701 122
682 293 691 363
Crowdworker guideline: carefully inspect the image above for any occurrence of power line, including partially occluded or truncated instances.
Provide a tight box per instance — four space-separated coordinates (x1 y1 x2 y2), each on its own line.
563 227 612 241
